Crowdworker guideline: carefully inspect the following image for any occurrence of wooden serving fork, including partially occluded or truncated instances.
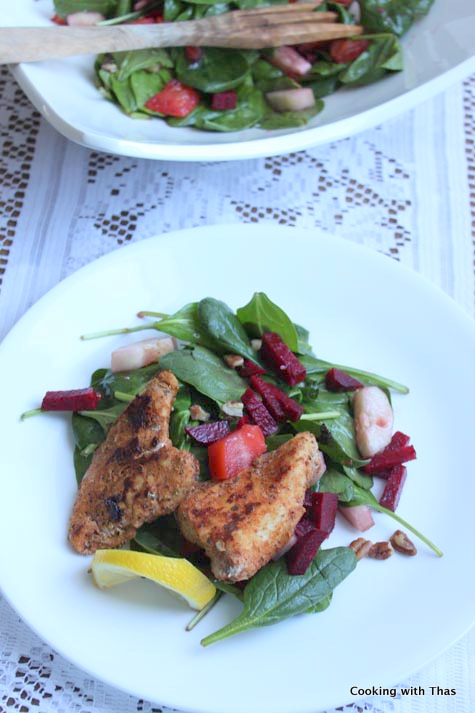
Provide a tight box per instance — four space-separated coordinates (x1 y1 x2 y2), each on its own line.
0 3 363 64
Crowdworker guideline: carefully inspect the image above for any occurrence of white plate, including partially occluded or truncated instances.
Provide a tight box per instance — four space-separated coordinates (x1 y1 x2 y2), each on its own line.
5 0 475 160
0 225 474 713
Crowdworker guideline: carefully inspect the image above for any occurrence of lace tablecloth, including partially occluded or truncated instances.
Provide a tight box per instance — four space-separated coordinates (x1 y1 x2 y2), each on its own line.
0 64 474 712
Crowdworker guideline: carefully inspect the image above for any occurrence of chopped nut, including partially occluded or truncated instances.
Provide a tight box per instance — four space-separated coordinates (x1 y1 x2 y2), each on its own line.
189 404 210 422
223 354 244 369
390 529 417 556
349 537 373 561
368 541 393 560
101 60 118 73
221 401 244 418
250 338 262 351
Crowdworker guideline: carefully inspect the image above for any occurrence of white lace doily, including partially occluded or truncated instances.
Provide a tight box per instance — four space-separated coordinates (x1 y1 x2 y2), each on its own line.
0 64 474 712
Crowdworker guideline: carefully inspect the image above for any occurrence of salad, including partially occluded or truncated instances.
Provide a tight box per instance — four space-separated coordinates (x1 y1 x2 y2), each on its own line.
52 0 435 132
27 292 442 645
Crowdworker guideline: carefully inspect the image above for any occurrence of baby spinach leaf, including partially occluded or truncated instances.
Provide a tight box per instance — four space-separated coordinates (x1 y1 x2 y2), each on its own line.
300 355 409 394
259 102 324 130
175 48 252 92
198 298 257 361
339 34 403 86
109 75 137 114
195 86 266 132
113 49 173 81
236 292 298 351
317 1 354 23
306 592 332 613
306 77 339 100
160 346 247 405
140 303 216 349
343 464 373 490
94 363 161 402
54 0 118 17
71 413 106 483
134 517 184 558
169 386 192 450
130 71 165 109
201 547 356 645
318 468 355 503
79 403 127 432
295 410 367 468
359 0 434 37
163 0 183 20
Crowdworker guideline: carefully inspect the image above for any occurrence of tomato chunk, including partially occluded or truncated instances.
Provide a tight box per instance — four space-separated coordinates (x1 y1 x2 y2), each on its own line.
329 38 370 64
208 424 267 481
145 79 200 117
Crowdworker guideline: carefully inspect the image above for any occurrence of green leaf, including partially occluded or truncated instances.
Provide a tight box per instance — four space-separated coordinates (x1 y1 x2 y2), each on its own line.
198 298 257 361
109 75 137 114
318 468 355 503
358 0 434 36
130 71 165 109
133 517 184 558
259 102 324 130
300 354 409 393
195 86 266 132
78 403 127 431
175 48 252 92
236 292 298 351
114 49 173 81
160 346 247 405
338 34 403 86
54 0 117 17
201 547 356 645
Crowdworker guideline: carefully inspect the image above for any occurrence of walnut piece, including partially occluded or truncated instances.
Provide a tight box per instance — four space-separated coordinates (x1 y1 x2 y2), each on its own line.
223 354 244 369
349 537 373 561
221 400 244 418
250 338 262 351
189 404 210 422
368 541 393 560
390 529 417 556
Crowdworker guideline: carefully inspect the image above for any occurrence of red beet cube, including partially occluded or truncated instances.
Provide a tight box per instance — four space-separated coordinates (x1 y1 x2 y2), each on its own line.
185 45 202 63
241 388 278 436
311 492 338 536
185 420 230 445
260 332 306 386
41 388 102 411
211 90 237 111
286 529 327 575
379 465 407 512
363 445 416 474
264 381 304 422
236 413 250 429
237 359 266 378
386 431 411 450
249 375 286 421
294 515 316 539
325 368 363 391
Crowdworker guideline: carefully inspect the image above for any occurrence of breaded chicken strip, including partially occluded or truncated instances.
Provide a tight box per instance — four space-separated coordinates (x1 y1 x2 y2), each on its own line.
176 432 326 582
69 370 199 554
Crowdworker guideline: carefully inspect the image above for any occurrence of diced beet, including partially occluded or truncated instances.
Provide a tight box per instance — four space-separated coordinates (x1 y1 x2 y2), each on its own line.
241 388 278 436
338 504 374 532
185 45 202 63
180 538 202 556
237 359 266 378
294 515 316 539
386 431 411 450
249 375 286 421
325 368 363 392
185 420 230 445
265 382 304 422
211 90 237 111
363 445 416 474
379 465 407 512
311 492 338 536
236 413 250 429
260 332 306 386
41 388 102 412
286 529 327 575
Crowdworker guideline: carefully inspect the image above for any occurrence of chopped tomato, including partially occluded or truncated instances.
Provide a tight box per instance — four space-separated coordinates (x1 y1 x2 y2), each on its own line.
51 13 66 24
208 424 267 481
144 79 200 118
329 38 370 64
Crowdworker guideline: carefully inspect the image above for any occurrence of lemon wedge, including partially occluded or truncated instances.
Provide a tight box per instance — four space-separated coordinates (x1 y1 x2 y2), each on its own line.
91 549 216 611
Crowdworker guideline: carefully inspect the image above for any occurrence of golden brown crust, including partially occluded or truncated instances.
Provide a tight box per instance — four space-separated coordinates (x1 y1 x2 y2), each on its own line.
176 432 326 582
68 370 199 554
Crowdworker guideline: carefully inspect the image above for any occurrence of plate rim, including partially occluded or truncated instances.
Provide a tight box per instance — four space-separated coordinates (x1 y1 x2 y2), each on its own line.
0 224 474 713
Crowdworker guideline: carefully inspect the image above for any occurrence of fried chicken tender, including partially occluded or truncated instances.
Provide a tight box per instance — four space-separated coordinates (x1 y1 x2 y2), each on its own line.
176 432 326 582
69 370 199 554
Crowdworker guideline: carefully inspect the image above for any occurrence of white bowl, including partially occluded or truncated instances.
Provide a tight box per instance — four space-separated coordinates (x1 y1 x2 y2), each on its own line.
5 0 475 160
